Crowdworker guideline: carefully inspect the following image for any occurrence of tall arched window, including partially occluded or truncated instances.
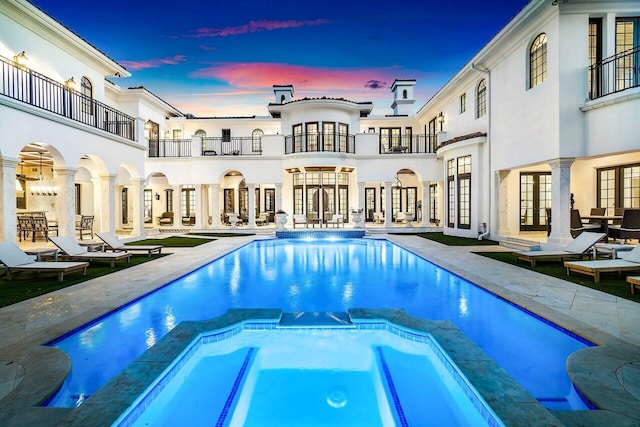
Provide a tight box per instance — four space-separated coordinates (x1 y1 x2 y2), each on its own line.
529 33 547 89
402 89 408 99
80 76 93 114
252 128 264 153
476 79 486 118
194 129 206 137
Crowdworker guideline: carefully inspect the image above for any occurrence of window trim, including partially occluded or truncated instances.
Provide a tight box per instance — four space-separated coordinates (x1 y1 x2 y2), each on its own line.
476 79 487 118
459 92 466 114
529 33 548 89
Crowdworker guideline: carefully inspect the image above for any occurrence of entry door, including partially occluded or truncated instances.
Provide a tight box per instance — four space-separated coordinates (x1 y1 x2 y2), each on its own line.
365 188 376 221
520 173 551 231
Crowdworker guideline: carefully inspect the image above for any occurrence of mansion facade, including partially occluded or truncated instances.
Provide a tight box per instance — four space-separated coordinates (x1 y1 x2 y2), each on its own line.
1 0 639 244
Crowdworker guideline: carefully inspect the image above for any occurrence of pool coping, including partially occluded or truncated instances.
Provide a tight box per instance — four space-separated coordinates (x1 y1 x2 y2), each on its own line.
0 234 638 426
58 308 556 426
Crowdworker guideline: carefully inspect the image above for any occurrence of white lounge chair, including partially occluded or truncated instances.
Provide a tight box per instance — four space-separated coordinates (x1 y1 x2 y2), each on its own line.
326 214 344 228
513 232 606 267
0 241 88 282
293 214 308 228
564 245 640 283
49 236 131 267
97 232 162 257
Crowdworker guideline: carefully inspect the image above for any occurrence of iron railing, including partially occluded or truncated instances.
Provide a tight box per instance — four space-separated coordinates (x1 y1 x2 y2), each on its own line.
379 134 436 154
285 132 355 154
589 46 640 100
149 139 192 157
0 55 135 140
202 137 263 156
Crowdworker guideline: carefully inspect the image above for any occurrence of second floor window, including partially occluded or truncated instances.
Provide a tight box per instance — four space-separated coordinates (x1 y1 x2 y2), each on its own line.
222 129 231 142
476 79 487 118
80 77 93 114
529 33 547 89
460 93 466 114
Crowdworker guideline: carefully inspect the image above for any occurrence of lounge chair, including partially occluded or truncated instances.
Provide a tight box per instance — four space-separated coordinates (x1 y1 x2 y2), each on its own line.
627 276 640 294
293 214 308 228
49 236 131 267
326 214 344 228
513 231 606 267
564 245 640 283
0 241 88 282
97 232 162 257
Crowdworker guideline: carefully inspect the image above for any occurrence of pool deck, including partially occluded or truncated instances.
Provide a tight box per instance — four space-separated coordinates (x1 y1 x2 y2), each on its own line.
0 234 638 426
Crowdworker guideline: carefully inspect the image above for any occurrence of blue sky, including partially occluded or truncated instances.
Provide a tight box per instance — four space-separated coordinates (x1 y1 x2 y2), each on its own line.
30 0 529 116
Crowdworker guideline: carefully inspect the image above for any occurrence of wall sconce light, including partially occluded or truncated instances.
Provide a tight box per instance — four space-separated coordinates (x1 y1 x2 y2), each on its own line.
155 192 160 200
437 112 445 124
65 77 77 90
13 51 28 67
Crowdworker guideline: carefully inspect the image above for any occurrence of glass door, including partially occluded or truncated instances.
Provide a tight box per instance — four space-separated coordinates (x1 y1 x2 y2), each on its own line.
520 172 551 231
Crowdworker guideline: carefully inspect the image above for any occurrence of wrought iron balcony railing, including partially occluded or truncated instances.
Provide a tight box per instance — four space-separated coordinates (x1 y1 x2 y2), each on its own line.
0 55 136 140
202 137 263 156
379 134 436 154
589 46 640 100
285 132 355 154
149 139 192 157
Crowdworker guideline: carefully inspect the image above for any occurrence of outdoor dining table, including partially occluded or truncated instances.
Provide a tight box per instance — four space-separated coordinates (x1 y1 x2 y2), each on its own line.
581 215 622 235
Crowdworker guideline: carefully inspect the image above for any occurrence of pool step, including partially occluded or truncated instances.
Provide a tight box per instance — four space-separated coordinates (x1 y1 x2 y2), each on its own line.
499 237 541 251
279 311 354 327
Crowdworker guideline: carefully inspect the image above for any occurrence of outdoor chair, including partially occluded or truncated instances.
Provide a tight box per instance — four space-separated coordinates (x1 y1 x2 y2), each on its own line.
326 214 344 228
570 209 601 237
256 212 268 226
607 208 640 242
49 236 131 267
97 232 163 257
374 212 385 224
0 241 88 282
293 214 308 228
564 244 640 283
158 212 174 226
76 215 94 240
513 231 606 267
31 215 58 242
17 216 33 242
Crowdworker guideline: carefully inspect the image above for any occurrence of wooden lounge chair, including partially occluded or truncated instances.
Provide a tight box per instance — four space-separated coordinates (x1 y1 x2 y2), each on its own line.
564 245 640 283
97 232 162 257
0 241 88 282
293 214 308 228
49 236 131 267
326 214 344 228
627 276 640 294
513 232 606 267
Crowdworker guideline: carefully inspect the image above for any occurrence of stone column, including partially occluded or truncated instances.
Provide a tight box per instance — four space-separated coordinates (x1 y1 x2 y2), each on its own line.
420 182 430 227
384 181 393 228
210 184 220 228
201 185 210 228
247 183 257 228
55 167 78 237
1 158 20 242
496 170 511 236
275 183 283 212
131 178 146 237
94 174 116 233
548 158 575 244
172 185 181 227
193 184 203 228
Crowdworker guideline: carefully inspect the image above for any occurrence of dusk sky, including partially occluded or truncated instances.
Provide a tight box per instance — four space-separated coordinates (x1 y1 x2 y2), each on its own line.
30 0 529 117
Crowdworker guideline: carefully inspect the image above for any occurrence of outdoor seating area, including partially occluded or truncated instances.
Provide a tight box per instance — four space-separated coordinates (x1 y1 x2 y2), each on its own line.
0 241 88 282
326 214 344 228
16 213 58 242
97 232 163 257
75 215 95 240
293 214 308 228
513 232 606 267
564 245 640 283
49 236 131 268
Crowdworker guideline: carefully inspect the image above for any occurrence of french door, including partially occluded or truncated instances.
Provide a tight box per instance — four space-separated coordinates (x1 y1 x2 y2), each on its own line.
520 172 551 231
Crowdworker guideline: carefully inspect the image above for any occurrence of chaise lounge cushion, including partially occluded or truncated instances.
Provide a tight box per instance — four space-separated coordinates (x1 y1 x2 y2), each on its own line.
0 241 88 282
97 232 162 257
513 232 606 267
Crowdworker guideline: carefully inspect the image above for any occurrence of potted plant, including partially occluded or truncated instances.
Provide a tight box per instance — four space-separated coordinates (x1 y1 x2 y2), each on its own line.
275 209 288 230
351 208 364 229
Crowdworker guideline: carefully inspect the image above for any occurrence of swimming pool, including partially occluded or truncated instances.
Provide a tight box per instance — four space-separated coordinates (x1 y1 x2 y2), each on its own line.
46 238 591 410
114 323 504 427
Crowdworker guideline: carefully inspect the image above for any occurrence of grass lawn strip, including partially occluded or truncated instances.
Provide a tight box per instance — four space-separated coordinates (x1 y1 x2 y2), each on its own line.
128 236 212 247
186 232 255 238
476 251 640 303
408 232 498 246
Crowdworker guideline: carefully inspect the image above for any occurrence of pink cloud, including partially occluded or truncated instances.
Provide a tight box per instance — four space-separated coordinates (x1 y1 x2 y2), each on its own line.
119 55 186 70
187 19 330 38
190 62 399 92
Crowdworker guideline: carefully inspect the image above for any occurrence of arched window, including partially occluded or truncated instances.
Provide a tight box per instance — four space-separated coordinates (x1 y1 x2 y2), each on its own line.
476 79 486 118
194 129 206 137
529 33 547 89
252 128 264 153
80 76 93 114
402 89 408 99
280 95 286 104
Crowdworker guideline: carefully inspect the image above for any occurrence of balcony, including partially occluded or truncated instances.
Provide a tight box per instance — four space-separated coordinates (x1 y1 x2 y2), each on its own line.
379 134 436 154
149 139 192 157
589 46 640 100
0 55 135 141
285 132 355 154
202 137 263 156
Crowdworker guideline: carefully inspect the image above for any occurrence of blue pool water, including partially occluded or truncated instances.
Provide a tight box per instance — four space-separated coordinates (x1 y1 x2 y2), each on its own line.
46 238 590 410
117 327 502 427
